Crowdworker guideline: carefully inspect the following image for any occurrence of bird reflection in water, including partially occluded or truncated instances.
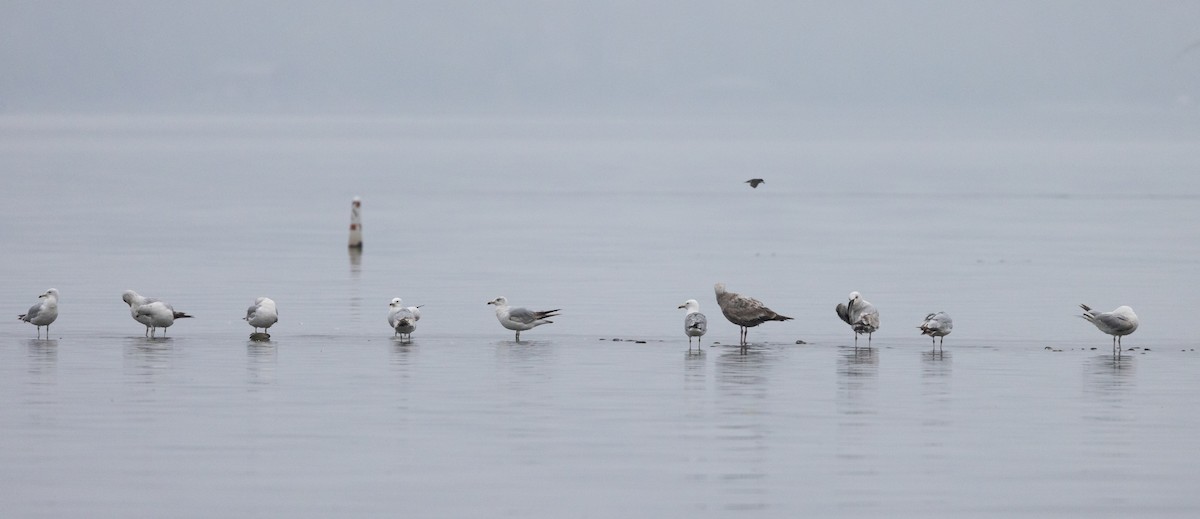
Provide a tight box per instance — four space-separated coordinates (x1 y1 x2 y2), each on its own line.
26 338 58 378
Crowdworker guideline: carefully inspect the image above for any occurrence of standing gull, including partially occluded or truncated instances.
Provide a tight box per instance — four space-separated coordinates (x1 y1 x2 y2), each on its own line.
1079 304 1138 355
488 296 559 341
918 312 953 349
244 297 278 335
388 297 422 343
836 291 880 347
18 288 59 339
714 283 792 349
121 290 192 338
678 299 707 350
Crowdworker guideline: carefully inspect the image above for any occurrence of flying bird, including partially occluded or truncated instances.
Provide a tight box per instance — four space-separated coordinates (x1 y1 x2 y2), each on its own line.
488 296 559 341
745 178 764 188
836 291 880 347
388 297 422 342
121 290 192 338
18 288 59 339
678 299 707 350
714 283 792 349
918 311 953 348
1079 304 1138 355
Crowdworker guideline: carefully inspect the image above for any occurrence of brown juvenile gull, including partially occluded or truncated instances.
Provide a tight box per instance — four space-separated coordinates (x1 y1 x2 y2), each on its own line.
836 291 880 347
745 178 765 188
1079 304 1138 355
918 311 953 349
714 283 792 348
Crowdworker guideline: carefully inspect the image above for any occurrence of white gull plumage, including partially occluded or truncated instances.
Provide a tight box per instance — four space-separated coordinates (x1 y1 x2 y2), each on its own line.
244 297 278 334
678 299 707 350
1079 304 1138 355
918 311 953 348
19 288 59 339
488 296 559 341
121 290 192 338
388 298 422 342
836 291 880 347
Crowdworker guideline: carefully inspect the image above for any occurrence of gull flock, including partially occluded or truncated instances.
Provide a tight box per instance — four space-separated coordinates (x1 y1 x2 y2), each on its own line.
15 285 1140 355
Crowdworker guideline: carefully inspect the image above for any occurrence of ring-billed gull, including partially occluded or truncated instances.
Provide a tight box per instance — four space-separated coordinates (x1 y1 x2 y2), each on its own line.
121 290 192 338
244 297 278 334
488 296 559 341
836 291 880 347
18 288 59 339
678 299 708 350
1079 304 1138 355
714 283 792 349
918 312 953 349
388 298 422 342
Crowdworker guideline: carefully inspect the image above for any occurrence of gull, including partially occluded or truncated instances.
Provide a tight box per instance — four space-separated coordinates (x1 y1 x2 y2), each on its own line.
745 178 764 188
121 290 192 338
488 296 559 341
918 312 953 349
1079 304 1138 355
388 297 422 342
244 297 278 334
678 299 708 350
18 288 59 339
714 282 792 348
836 291 880 347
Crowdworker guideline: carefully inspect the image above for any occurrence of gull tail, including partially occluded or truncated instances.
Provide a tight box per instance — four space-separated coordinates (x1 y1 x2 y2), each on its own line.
536 309 561 320
174 312 194 319
1079 304 1096 323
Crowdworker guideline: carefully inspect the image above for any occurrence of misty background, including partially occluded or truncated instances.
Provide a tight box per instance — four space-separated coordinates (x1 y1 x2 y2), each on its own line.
3 1 1200 119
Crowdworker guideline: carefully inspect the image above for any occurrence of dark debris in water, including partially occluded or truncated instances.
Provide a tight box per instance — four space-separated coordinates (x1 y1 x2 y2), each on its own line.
601 337 660 344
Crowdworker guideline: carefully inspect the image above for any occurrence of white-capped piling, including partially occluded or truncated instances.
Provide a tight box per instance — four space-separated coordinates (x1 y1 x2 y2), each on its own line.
348 196 363 249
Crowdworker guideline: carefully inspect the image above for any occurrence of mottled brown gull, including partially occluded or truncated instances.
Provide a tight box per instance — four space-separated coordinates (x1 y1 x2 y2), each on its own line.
713 283 792 348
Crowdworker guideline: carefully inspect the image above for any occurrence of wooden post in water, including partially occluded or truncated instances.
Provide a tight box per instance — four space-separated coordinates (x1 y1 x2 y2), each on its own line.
348 196 363 249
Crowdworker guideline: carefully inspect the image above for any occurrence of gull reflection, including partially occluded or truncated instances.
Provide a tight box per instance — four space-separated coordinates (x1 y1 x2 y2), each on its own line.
246 341 277 385
26 339 58 381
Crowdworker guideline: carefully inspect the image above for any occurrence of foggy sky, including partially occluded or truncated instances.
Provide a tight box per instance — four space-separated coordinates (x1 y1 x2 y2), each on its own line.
2 0 1199 114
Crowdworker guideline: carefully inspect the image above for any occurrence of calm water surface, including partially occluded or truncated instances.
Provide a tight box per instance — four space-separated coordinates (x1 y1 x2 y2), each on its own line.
2 115 1198 517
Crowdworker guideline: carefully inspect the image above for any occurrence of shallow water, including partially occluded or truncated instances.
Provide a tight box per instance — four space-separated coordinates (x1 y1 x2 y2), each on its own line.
2 115 1199 517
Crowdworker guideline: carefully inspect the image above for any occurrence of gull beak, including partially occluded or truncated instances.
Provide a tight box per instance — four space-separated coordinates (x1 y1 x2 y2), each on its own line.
677 304 685 309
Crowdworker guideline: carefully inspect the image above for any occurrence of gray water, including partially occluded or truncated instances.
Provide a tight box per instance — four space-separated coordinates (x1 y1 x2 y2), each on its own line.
2 114 1199 517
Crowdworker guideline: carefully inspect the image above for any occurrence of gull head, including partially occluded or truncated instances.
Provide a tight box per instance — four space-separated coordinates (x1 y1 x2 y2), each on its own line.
713 283 727 296
678 299 700 312
488 296 508 307
848 291 862 303
389 298 403 308
41 288 59 300
121 290 139 306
